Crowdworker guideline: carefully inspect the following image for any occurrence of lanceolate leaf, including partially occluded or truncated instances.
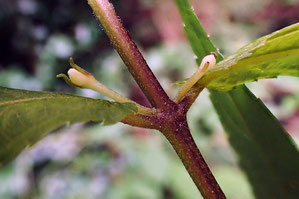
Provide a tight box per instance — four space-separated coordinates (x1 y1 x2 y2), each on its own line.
200 23 299 91
175 23 299 90
174 0 299 198
210 86 299 198
0 87 137 167
174 0 222 64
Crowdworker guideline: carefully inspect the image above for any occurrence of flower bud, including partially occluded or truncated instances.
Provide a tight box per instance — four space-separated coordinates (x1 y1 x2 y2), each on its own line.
67 68 90 87
199 54 216 72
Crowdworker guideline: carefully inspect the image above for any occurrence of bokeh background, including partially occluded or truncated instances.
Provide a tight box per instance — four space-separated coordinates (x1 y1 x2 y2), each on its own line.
0 0 298 198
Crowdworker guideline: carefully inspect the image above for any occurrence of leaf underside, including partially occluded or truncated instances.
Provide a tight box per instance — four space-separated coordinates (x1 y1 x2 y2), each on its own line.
174 0 299 198
0 87 137 167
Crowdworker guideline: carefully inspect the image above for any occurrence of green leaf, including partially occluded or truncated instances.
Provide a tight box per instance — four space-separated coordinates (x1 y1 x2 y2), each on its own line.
174 0 299 198
175 23 299 90
174 0 223 63
0 87 137 167
210 86 299 198
199 23 299 91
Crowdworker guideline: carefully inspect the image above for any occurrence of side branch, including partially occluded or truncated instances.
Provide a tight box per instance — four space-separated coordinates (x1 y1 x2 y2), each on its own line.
122 114 160 129
179 83 205 110
88 0 174 109
175 53 217 104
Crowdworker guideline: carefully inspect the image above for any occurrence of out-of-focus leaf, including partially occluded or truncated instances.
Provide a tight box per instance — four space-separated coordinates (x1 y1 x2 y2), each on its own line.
200 23 299 91
0 87 136 167
210 86 299 198
174 0 299 198
174 0 222 64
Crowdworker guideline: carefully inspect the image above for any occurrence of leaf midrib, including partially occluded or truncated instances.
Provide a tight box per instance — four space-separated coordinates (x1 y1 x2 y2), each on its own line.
266 27 299 43
0 96 74 107
214 47 299 72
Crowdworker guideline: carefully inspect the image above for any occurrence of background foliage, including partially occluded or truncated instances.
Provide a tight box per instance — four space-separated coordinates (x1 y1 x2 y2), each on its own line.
0 0 298 198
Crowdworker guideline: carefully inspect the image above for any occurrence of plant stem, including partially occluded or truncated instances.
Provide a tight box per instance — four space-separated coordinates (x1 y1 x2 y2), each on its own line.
161 117 225 199
87 0 174 109
124 106 225 198
179 83 205 110
64 58 156 115
87 0 225 197
122 114 159 129
174 54 216 103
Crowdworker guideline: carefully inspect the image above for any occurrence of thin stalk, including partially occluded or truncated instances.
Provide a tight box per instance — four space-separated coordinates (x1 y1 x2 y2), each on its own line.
122 114 160 129
179 82 205 110
87 0 174 109
180 50 223 109
58 58 156 115
162 119 225 199
174 62 209 103
88 80 156 115
174 53 216 103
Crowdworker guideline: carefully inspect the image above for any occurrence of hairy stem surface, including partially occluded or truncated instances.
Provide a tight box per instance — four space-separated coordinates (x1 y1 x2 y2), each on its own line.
160 112 225 199
88 0 173 109
87 0 226 198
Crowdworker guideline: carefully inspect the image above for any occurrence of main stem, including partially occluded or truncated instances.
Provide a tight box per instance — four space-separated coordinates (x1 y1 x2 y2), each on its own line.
161 118 225 199
87 0 225 198
88 0 174 109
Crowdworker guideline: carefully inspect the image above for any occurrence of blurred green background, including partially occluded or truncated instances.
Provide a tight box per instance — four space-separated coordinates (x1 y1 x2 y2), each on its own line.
0 0 298 198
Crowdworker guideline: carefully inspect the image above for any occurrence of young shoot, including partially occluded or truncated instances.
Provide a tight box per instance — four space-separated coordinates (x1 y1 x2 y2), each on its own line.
174 53 217 103
57 58 156 115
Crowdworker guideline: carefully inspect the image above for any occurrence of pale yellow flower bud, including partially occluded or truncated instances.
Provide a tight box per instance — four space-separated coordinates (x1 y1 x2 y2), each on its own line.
199 54 216 72
174 53 217 103
67 68 91 87
57 57 156 115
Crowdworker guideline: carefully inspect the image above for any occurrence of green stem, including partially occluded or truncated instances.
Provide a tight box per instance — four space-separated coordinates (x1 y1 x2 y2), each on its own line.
87 0 174 109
